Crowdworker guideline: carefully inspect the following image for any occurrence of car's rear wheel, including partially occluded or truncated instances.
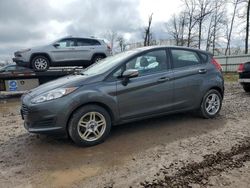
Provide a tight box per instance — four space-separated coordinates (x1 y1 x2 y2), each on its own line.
243 84 250 92
92 55 105 64
199 89 222 119
68 105 111 147
31 56 50 71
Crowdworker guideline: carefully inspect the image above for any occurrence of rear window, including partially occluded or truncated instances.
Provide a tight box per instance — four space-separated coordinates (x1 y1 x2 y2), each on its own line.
170 49 201 68
199 53 208 63
76 39 101 46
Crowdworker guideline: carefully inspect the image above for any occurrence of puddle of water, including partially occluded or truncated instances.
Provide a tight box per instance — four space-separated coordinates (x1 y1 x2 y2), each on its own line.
48 166 100 187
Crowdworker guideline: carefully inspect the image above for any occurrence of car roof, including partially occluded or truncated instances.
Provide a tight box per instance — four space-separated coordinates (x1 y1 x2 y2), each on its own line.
131 45 212 55
59 36 102 41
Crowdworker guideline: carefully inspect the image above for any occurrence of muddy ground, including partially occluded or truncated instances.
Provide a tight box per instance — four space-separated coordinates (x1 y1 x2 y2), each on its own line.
0 82 250 188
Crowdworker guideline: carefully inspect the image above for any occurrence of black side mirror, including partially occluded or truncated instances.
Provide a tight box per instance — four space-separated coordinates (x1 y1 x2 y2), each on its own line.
121 69 139 86
53 43 60 48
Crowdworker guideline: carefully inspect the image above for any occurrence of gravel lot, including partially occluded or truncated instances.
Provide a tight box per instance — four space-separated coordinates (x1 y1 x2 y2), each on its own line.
0 82 250 188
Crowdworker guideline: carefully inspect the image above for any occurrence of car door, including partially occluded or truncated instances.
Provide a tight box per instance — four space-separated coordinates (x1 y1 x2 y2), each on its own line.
115 49 174 120
170 48 208 110
50 38 77 65
75 38 95 62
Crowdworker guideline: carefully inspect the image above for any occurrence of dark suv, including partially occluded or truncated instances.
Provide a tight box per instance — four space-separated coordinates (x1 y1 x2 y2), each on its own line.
21 46 224 146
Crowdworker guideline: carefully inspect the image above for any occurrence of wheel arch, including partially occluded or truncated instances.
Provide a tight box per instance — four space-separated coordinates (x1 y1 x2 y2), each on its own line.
199 85 224 108
30 53 52 66
66 101 116 132
91 53 107 61
207 86 224 99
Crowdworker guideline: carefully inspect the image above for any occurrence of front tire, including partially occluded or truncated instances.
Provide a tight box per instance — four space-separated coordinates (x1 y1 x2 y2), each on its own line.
31 56 50 71
199 89 222 119
68 105 111 147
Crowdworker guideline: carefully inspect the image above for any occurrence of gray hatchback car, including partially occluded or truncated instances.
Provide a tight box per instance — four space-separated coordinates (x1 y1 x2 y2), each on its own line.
13 37 111 71
21 46 224 146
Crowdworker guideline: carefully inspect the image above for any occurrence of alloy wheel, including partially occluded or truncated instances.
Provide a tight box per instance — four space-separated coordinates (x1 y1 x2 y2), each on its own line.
34 58 48 70
77 112 106 142
205 93 221 115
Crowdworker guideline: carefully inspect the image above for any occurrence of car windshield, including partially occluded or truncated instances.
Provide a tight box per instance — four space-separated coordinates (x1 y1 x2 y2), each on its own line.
81 51 135 75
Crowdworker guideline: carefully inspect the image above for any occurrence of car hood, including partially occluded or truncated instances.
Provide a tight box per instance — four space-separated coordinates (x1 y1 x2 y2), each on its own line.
26 73 103 98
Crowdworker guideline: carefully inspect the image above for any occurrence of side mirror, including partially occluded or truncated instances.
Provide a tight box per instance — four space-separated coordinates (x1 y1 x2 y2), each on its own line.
53 43 60 48
121 69 139 86
122 69 139 78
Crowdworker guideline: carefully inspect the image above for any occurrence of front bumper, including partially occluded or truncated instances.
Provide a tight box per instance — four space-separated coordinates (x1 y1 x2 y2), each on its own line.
13 57 30 67
21 95 76 136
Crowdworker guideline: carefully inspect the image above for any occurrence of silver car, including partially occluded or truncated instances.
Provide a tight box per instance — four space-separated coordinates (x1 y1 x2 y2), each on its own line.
13 37 111 71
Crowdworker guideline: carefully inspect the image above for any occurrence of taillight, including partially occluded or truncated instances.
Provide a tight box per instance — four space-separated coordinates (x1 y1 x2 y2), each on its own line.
237 63 245 73
212 58 222 71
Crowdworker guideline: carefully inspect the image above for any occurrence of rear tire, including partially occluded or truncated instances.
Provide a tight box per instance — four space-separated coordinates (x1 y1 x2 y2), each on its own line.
243 84 250 92
68 105 111 147
199 89 222 119
31 56 50 71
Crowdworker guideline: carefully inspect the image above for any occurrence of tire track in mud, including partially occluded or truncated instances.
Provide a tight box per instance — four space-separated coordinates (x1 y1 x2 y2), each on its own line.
140 137 250 188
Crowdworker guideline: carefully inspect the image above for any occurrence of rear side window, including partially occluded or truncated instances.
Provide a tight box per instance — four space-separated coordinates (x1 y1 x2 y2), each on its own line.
170 49 201 68
91 40 101 45
76 39 101 46
57 38 75 47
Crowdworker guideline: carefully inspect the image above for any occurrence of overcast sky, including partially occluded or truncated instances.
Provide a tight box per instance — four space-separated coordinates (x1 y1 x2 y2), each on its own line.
0 0 246 62
0 0 184 61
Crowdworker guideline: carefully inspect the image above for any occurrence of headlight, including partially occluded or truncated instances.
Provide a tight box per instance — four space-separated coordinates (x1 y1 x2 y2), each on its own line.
31 87 78 104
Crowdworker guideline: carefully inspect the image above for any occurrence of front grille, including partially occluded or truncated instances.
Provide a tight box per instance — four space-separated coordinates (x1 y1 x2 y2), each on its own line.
21 104 29 115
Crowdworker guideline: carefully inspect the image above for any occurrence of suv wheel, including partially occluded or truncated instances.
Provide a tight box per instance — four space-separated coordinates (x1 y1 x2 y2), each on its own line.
199 89 222 119
31 56 50 71
243 84 250 92
92 55 105 64
68 105 111 147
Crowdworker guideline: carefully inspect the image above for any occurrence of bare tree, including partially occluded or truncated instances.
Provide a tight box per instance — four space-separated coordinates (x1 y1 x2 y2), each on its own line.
117 36 127 52
206 15 214 51
245 0 250 54
166 12 187 46
103 30 117 51
225 0 242 55
143 13 153 46
195 0 213 49
183 0 198 47
210 0 227 55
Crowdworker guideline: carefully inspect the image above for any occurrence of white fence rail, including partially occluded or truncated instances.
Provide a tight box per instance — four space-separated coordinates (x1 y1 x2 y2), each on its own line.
215 54 250 72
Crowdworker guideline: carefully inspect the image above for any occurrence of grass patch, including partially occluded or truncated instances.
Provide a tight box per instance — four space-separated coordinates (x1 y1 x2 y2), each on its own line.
223 73 238 82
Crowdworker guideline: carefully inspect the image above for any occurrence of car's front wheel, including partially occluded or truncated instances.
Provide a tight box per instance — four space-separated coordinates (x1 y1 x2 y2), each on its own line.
199 89 222 119
31 56 50 71
68 105 111 147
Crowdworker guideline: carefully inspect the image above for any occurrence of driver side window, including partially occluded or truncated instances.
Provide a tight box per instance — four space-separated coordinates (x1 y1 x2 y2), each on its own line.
113 49 168 78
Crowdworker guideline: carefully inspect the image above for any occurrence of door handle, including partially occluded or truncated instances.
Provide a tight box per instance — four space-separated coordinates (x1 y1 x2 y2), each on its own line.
198 69 207 74
157 77 170 83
